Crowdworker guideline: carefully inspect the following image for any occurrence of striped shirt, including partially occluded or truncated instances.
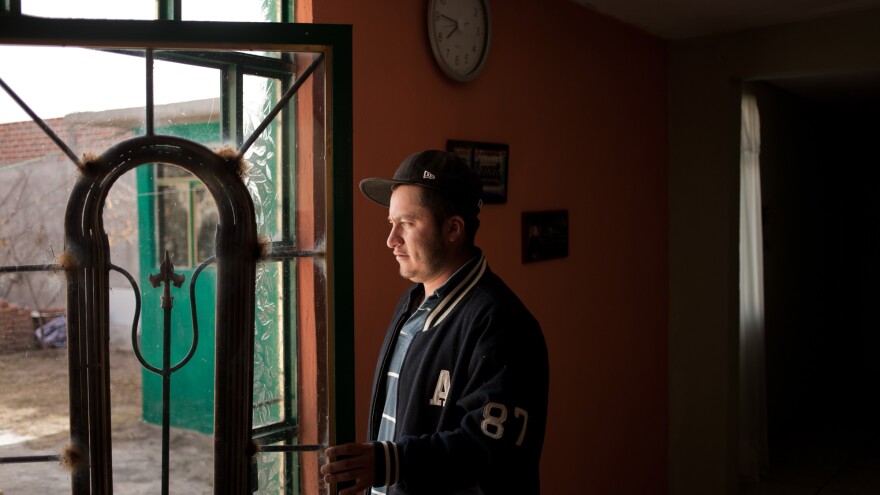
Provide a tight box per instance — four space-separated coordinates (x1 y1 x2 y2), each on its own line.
373 295 437 494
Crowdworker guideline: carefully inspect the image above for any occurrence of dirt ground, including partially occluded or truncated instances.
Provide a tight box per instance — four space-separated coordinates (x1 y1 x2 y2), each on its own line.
0 346 213 494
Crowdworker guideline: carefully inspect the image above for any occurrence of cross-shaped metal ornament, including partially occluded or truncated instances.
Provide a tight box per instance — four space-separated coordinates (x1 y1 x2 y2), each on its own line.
149 250 186 309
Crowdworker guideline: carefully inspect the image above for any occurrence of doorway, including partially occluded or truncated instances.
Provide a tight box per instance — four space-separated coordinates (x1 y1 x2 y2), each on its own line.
743 75 880 493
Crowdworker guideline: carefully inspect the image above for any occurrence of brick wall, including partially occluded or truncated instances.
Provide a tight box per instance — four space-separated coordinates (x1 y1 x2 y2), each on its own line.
0 118 80 167
0 298 37 354
0 118 140 167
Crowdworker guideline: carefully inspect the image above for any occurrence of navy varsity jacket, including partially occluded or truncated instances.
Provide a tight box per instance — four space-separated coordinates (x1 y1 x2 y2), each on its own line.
367 250 549 494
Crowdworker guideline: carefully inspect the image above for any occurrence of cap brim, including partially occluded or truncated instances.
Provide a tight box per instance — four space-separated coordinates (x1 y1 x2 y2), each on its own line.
359 178 406 207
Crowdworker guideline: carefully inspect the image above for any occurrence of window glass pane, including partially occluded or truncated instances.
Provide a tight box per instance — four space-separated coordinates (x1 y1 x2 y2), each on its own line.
21 0 154 20
0 48 224 143
253 261 285 430
0 47 147 153
248 71 285 493
0 139 74 270
153 58 222 134
254 450 287 494
0 137 138 272
243 74 281 240
183 0 280 22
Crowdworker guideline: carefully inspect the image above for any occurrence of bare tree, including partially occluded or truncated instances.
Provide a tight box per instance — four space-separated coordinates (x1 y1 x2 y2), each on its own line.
0 158 69 323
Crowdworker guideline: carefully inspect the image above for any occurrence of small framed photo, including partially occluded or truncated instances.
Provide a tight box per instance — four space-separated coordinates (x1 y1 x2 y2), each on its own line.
447 140 509 204
522 210 569 263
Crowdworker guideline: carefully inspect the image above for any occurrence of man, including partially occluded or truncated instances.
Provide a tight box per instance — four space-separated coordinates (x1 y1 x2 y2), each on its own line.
321 150 548 494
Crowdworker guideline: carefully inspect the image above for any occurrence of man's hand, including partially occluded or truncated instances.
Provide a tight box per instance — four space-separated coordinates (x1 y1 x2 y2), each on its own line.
320 442 376 495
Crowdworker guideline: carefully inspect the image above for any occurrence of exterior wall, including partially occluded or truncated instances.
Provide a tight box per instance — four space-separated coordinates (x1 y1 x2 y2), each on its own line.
669 9 880 494
312 1 669 493
0 116 140 311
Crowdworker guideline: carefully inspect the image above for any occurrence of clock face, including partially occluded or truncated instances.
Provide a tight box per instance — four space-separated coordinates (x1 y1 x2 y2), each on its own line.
428 0 491 82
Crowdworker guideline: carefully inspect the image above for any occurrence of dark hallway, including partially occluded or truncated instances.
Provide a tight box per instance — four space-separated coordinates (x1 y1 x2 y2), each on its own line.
742 78 880 494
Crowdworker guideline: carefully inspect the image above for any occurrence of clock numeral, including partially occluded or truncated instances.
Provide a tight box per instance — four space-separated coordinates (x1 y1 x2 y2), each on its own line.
464 53 470 64
454 54 460 66
433 11 440 22
438 32 444 43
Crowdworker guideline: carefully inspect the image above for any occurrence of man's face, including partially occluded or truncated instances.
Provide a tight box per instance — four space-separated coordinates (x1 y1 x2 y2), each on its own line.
386 185 448 286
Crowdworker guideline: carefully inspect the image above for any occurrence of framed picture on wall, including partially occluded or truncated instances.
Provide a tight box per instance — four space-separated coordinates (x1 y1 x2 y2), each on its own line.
522 210 569 263
447 140 509 204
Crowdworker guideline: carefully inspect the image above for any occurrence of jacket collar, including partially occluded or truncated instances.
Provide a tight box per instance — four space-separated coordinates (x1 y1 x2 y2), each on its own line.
420 248 487 332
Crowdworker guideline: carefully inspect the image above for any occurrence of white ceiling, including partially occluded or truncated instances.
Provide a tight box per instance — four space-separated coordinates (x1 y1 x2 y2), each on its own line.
573 0 880 39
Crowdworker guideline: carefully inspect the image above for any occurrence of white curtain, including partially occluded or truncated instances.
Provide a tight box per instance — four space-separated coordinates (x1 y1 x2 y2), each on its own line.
739 92 768 481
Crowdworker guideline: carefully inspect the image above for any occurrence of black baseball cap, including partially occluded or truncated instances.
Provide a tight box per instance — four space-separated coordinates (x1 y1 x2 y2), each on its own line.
359 150 483 215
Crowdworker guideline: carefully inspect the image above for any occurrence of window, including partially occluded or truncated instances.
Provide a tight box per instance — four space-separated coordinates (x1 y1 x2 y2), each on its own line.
0 6 353 494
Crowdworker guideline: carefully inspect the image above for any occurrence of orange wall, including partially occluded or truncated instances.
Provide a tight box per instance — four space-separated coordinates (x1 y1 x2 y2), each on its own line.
311 1 668 492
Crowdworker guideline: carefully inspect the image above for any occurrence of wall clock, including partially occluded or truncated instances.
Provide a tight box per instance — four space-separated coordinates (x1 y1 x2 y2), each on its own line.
428 0 492 82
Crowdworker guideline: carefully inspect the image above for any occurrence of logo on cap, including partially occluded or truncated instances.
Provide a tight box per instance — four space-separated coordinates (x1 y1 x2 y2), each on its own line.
423 171 436 180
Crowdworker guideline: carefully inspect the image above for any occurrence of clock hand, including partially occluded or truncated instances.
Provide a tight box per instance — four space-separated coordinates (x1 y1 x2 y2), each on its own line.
439 13 459 37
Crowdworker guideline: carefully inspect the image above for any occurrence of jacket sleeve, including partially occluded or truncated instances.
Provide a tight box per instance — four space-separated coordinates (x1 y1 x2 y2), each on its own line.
373 306 549 493
371 440 401 488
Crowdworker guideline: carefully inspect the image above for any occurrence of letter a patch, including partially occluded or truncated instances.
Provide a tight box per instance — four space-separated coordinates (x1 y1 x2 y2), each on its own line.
428 369 451 407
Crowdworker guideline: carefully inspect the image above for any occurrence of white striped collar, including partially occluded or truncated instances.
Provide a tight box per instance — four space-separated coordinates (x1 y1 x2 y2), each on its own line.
422 252 487 332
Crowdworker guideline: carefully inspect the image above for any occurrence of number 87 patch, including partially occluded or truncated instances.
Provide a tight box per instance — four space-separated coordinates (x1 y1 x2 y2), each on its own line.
480 402 529 446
